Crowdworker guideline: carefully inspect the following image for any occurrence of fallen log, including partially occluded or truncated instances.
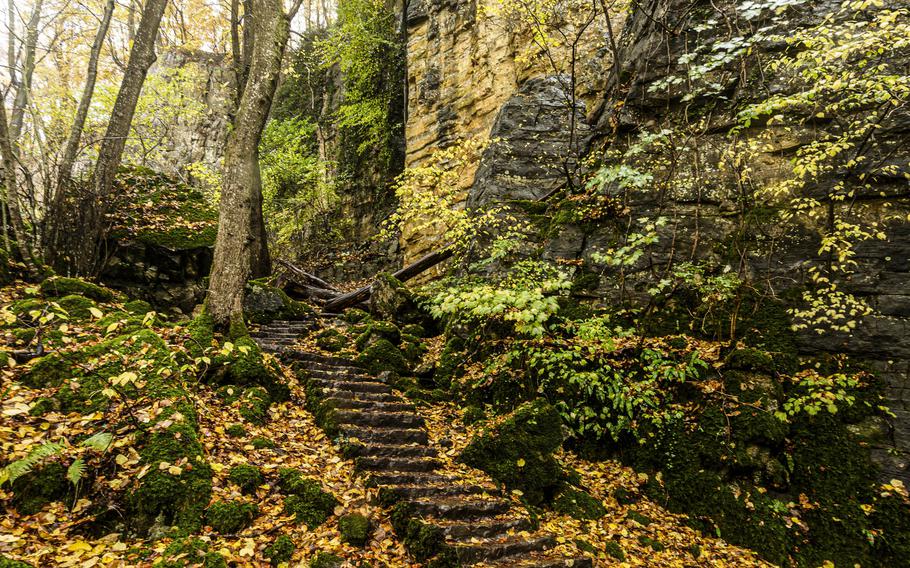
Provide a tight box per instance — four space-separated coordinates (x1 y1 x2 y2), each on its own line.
276 259 338 291
322 245 454 312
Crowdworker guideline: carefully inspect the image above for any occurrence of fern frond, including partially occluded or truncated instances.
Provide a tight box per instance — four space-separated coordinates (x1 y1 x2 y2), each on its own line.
0 441 64 486
81 432 113 452
67 459 86 486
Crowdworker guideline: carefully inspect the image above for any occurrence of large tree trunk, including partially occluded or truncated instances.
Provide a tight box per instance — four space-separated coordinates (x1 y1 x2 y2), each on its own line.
206 0 288 324
9 0 43 149
75 0 169 274
0 103 36 269
45 0 115 264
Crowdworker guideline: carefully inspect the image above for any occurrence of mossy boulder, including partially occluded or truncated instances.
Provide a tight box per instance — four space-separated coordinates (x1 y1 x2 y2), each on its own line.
344 308 370 324
228 464 262 494
225 424 247 438
55 295 98 320
355 321 401 348
460 399 565 505
339 513 371 547
369 272 418 321
10 462 70 515
40 277 114 302
264 535 295 566
356 338 409 375
124 299 154 315
206 500 259 533
239 386 272 424
0 557 32 568
309 552 343 568
603 540 625 561
129 419 213 533
28 397 57 417
315 328 347 352
211 337 289 403
278 468 338 528
20 353 68 389
553 487 607 520
153 537 227 568
243 282 313 324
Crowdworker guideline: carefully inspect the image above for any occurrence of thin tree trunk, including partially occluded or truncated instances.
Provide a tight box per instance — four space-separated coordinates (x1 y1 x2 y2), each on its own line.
46 0 115 263
207 0 288 324
78 0 169 274
9 0 43 149
0 103 36 269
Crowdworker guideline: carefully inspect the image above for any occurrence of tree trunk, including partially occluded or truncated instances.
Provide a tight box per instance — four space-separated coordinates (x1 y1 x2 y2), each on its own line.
46 0 115 264
77 0 169 274
9 0 43 149
0 103 36 269
206 0 288 324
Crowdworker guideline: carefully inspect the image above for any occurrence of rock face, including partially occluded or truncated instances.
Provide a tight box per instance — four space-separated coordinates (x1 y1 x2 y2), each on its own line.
402 0 910 485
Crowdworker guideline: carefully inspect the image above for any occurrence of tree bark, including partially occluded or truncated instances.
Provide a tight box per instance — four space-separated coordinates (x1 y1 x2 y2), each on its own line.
206 0 288 324
77 0 169 274
0 103 36 269
9 0 43 149
46 0 115 263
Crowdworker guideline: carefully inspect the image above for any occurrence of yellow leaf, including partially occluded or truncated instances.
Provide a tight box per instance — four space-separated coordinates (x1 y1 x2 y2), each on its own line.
516 458 526 467
168 465 183 476
67 541 93 552
89 307 103 318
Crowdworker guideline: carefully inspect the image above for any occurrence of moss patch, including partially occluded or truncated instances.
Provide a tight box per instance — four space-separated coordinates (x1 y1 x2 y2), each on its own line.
339 513 371 547
309 552 343 568
355 338 409 375
206 500 259 534
278 468 338 528
460 399 564 505
553 487 607 520
55 295 98 320
39 277 114 301
264 535 295 566
228 464 262 494
153 537 227 568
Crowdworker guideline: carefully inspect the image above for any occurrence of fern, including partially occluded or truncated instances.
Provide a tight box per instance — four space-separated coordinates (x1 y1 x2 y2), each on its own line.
66 459 86 486
81 432 113 452
0 442 64 486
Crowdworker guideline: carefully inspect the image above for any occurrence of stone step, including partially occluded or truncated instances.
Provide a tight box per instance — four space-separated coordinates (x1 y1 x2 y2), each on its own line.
431 517 532 540
286 351 358 367
334 409 424 429
326 397 415 413
378 483 491 506
321 389 402 403
309 378 393 394
303 368 375 381
480 552 594 568
257 337 297 345
342 442 436 459
406 497 512 521
341 425 428 445
355 456 441 472
367 471 461 487
452 535 555 565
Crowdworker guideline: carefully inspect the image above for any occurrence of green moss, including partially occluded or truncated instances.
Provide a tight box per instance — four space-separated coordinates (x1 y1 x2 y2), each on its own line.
401 324 426 337
239 386 272 424
612 487 638 505
638 536 665 552
344 308 370 324
315 328 347 352
212 337 289 402
460 399 564 505
355 338 408 375
570 271 600 295
574 538 596 555
154 537 227 568
390 503 447 562
603 540 625 561
225 424 247 438
216 385 243 404
206 500 259 534
339 513 371 547
355 321 401 349
124 299 153 315
626 510 653 526
264 535 295 566
40 277 114 301
130 420 213 532
55 295 98 320
309 552 343 568
28 397 56 417
251 436 276 450
553 487 607 520
278 468 338 528
228 464 262 494
21 353 68 388
400 335 427 364
434 335 465 389
11 462 69 515
462 405 486 425
244 282 314 324
0 556 32 568
186 312 215 359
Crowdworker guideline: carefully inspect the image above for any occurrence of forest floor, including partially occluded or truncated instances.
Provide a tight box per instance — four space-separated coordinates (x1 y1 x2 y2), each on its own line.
0 281 772 567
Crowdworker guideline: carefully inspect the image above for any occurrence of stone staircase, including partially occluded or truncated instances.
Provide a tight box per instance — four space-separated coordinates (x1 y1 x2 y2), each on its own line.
252 319 593 568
